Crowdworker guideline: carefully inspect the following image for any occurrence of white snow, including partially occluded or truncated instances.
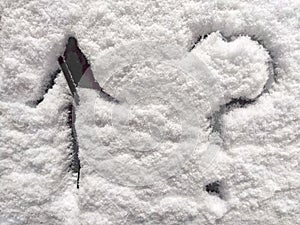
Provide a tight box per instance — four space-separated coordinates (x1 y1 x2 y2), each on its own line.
192 32 270 101
0 0 300 224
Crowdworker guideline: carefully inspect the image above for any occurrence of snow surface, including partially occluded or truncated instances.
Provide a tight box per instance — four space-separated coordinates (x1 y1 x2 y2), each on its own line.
1 0 300 224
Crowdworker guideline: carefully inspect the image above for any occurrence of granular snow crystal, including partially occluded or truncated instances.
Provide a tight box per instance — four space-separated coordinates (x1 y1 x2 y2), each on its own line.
0 0 299 224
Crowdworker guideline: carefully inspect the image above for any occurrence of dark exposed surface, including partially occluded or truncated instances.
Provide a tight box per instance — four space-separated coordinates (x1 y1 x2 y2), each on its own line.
64 37 90 86
63 37 119 103
205 181 223 199
58 56 80 105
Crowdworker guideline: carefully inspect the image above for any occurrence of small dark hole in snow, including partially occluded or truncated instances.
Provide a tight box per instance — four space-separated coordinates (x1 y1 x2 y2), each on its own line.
205 181 223 198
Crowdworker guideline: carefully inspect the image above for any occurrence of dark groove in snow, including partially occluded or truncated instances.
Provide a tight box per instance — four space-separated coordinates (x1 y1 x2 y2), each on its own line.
224 97 256 110
189 34 209 51
67 104 80 189
31 69 61 106
61 36 85 189
247 35 278 83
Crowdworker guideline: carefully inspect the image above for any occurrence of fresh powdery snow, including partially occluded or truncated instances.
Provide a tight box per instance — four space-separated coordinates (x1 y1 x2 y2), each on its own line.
0 0 300 224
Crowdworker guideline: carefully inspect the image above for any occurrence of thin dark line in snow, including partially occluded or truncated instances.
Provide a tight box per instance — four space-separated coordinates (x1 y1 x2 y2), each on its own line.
29 68 61 106
67 103 80 189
